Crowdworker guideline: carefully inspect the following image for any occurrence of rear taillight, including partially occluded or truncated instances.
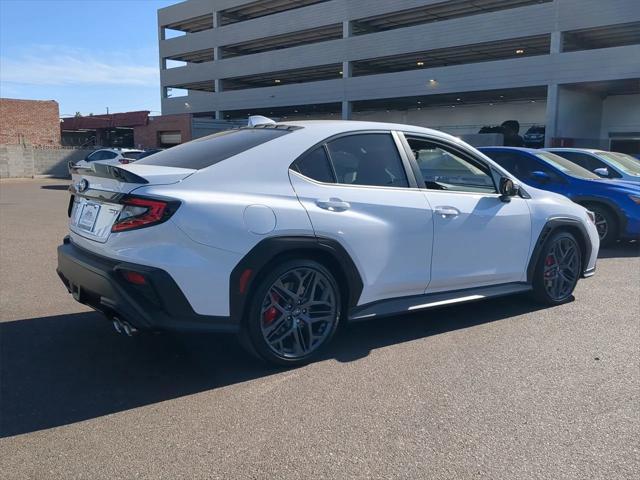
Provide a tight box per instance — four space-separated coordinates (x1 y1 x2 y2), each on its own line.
112 196 179 232
119 158 131 164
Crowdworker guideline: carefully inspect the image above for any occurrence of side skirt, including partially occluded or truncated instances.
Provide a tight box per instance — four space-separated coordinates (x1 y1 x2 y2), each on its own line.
349 282 532 321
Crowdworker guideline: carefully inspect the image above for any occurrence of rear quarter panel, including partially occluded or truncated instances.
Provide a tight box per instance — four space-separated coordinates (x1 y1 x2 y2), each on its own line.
139 134 315 255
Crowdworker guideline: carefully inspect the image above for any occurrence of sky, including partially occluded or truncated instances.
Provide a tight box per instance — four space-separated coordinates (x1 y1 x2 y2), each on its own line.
0 0 176 116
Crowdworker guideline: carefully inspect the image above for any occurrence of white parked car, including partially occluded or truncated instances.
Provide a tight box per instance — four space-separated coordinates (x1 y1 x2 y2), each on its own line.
57 120 599 365
545 148 640 183
71 148 145 170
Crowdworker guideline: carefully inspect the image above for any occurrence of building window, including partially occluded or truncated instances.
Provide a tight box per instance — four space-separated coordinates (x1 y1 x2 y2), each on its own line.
158 131 182 147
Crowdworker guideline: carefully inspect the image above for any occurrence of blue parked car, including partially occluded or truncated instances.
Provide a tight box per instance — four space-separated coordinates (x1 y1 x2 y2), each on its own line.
479 147 640 247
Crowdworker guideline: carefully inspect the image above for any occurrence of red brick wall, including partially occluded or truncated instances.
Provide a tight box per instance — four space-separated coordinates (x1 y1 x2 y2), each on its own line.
0 98 61 146
133 114 192 149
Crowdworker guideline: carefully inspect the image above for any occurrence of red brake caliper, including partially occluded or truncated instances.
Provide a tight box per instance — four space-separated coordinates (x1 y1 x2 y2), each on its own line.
263 292 280 326
544 254 555 278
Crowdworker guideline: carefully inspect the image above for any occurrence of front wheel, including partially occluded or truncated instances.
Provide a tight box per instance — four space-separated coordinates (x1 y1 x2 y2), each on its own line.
243 259 342 366
584 203 618 247
532 231 582 305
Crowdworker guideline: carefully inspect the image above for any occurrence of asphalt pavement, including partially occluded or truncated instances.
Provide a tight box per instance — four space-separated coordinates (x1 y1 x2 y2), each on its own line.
1 178 638 479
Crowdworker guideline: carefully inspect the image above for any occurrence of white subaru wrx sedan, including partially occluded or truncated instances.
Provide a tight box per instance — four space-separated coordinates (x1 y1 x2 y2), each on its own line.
58 120 599 365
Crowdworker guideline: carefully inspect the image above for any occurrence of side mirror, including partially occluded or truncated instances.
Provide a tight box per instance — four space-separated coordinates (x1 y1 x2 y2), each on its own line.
593 167 609 178
499 177 517 202
531 170 550 182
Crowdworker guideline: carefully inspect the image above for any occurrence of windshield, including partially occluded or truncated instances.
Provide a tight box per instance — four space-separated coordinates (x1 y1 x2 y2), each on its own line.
534 152 600 179
597 152 640 176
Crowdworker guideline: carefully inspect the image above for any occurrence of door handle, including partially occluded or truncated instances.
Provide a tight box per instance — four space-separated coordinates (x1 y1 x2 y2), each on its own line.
434 206 460 218
316 198 351 212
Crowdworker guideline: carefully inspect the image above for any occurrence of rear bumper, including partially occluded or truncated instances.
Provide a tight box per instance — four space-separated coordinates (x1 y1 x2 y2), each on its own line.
56 236 237 333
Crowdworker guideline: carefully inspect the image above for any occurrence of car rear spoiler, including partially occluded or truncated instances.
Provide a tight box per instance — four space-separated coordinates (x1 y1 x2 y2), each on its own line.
68 161 148 185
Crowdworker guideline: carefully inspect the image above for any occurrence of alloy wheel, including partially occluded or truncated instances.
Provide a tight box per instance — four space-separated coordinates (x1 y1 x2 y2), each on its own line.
594 211 608 240
260 267 338 359
543 237 580 301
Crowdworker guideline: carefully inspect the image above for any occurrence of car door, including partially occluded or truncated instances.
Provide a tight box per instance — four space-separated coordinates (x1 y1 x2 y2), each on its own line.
289 131 434 306
402 135 532 292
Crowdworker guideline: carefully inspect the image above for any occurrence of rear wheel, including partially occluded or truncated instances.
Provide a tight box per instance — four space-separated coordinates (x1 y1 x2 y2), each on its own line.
584 203 617 247
243 259 342 366
532 231 582 305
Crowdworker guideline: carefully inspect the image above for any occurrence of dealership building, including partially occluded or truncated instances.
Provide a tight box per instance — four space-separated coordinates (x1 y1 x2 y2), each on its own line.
157 0 640 152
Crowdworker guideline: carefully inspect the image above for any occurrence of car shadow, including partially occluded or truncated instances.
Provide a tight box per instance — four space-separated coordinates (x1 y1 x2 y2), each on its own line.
598 241 639 259
40 184 70 191
0 295 548 438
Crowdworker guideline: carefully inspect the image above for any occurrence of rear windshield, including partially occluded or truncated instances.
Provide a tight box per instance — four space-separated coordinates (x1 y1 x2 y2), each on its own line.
122 151 145 160
135 128 290 169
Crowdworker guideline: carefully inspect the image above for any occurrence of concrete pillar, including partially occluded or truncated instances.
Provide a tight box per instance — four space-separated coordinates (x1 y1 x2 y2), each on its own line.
342 60 351 79
213 9 221 61
554 86 605 148
544 84 559 147
550 31 562 54
342 101 352 120
342 20 351 38
342 21 352 119
212 10 223 118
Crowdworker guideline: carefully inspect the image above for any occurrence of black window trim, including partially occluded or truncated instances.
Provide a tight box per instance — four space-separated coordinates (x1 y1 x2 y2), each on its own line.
399 132 500 195
289 129 419 190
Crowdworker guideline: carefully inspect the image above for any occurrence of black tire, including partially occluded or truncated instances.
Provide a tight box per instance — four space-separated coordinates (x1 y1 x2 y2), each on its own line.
584 203 618 247
242 259 342 366
531 231 582 305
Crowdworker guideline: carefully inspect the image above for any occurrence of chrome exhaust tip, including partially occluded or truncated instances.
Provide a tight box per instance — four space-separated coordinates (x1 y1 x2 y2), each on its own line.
120 319 138 337
112 318 123 334
112 317 138 336
122 322 134 336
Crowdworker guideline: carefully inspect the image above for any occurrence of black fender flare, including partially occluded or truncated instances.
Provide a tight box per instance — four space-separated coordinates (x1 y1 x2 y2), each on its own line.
526 217 594 282
229 236 363 325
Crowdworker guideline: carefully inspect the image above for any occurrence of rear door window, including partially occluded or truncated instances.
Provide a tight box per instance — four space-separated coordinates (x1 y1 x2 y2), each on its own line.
136 128 290 169
293 147 336 183
326 133 409 188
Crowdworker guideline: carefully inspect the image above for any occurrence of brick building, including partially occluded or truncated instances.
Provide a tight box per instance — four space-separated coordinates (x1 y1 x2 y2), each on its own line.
0 98 61 146
135 113 192 148
60 111 194 149
60 111 239 149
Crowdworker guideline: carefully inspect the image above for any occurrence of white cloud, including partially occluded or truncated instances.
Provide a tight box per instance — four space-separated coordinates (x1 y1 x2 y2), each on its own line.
0 46 159 87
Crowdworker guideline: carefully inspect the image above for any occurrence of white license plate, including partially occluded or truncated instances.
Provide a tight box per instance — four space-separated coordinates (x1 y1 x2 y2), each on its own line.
77 202 101 232
70 196 122 242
